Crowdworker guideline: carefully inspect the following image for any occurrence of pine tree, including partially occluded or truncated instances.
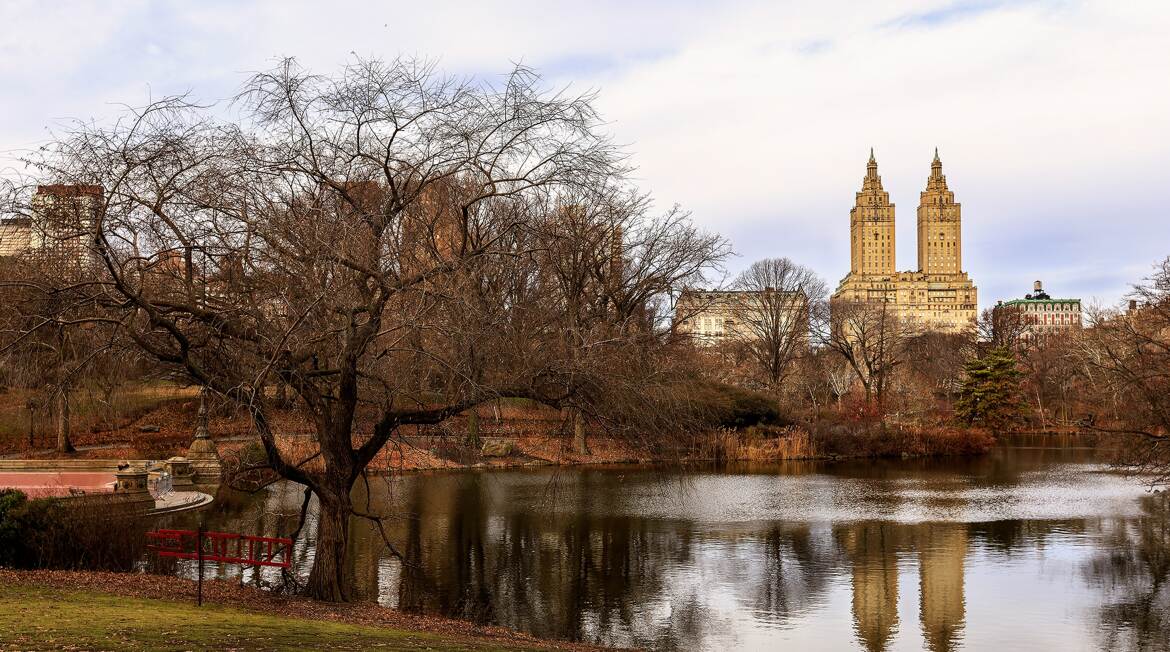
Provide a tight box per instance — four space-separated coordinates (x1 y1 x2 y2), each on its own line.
955 347 1023 429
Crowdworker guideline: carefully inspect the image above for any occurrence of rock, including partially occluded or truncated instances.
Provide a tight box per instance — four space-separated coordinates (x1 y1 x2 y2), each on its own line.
138 424 161 433
481 439 517 457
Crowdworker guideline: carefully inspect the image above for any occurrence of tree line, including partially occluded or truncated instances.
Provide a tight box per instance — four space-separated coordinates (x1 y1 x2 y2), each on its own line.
704 255 1170 483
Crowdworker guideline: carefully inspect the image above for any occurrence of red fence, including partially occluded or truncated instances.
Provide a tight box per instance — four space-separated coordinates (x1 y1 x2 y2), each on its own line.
147 528 292 568
147 527 293 606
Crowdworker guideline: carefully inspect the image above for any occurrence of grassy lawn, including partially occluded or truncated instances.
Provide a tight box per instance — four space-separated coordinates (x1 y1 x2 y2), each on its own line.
0 584 542 651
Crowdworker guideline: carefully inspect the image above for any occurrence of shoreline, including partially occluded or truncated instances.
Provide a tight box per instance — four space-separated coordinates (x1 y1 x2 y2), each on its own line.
2 426 1015 476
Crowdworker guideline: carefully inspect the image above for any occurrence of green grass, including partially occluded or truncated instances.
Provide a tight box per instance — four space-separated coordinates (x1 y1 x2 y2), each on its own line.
0 584 540 651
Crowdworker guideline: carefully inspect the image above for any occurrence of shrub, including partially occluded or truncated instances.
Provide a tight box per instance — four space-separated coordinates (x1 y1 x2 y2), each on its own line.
809 421 994 458
0 489 148 571
687 381 786 429
0 490 27 566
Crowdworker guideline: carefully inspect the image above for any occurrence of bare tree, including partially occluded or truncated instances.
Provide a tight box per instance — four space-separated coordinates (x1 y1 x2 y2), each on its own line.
732 258 825 393
4 57 728 600
824 353 856 407
978 303 1031 350
530 185 730 453
1016 332 1082 430
1075 257 1170 484
0 251 125 453
820 299 916 405
901 330 973 407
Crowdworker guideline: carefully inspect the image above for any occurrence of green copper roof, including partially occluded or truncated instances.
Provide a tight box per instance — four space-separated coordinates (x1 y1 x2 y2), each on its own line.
1001 298 1081 305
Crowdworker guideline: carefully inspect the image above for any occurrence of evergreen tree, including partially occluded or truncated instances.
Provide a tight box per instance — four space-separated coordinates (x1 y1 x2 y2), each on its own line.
955 346 1023 429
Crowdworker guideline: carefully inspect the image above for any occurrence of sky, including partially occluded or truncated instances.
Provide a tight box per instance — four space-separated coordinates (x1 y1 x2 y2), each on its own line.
2 0 1168 309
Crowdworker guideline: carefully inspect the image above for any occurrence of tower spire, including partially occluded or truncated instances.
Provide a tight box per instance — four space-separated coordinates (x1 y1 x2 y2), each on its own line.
852 147 894 275
918 147 959 274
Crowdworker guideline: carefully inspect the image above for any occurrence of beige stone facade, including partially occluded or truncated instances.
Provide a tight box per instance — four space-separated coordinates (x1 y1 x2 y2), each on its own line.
833 150 978 333
0 185 101 270
0 217 32 257
675 289 806 346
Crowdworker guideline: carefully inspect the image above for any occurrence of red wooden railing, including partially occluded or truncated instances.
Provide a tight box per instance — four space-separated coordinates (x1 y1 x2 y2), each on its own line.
147 526 293 605
147 528 292 568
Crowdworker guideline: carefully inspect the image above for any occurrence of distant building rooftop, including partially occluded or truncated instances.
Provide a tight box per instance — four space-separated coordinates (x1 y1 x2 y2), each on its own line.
36 184 104 197
1000 280 1079 305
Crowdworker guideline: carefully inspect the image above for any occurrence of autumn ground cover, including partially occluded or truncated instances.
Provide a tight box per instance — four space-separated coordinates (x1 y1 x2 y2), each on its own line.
0 383 197 453
0 570 604 651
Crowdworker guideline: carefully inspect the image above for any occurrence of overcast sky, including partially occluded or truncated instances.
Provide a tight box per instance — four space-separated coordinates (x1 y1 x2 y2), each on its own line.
2 0 1168 309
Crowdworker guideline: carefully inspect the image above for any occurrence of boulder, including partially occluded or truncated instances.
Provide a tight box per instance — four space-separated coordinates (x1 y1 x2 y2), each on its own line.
481 439 517 457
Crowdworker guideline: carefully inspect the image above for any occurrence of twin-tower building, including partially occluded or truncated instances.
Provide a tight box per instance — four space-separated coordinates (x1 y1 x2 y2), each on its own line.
832 149 978 332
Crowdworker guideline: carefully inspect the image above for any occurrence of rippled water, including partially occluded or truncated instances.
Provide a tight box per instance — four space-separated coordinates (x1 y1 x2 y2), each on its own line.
183 442 1170 651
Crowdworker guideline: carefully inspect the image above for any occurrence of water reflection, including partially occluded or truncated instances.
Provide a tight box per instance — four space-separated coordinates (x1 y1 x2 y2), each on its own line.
183 445 1168 651
842 523 902 651
1084 493 1170 651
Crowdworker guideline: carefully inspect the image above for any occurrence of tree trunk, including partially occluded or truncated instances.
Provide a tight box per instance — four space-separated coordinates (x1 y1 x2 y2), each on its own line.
1034 390 1046 431
572 407 590 456
26 404 35 449
466 409 480 448
55 387 74 454
305 489 353 601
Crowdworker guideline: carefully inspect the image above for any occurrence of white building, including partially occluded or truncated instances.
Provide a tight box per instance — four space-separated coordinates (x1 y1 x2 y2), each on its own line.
675 289 809 346
998 280 1082 340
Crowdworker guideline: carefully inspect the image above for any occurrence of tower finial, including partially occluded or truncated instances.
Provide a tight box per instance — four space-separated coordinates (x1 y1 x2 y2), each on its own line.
866 147 879 180
933 146 939 161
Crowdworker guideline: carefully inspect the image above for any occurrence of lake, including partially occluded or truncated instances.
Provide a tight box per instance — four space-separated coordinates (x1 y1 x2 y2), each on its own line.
181 440 1169 651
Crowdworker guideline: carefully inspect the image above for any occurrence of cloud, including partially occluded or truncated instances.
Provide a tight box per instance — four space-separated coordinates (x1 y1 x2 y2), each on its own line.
882 0 1014 30
1 0 1167 308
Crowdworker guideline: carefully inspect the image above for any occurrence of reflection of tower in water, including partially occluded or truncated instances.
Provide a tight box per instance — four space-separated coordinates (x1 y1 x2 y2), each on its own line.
844 523 901 652
918 523 968 652
844 521 970 652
